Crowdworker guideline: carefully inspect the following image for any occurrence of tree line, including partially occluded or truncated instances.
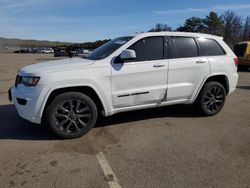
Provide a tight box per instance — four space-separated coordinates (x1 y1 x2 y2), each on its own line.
74 11 250 50
149 11 250 48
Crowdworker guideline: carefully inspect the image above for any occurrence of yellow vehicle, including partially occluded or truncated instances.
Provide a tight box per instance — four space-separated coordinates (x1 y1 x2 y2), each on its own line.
234 41 250 70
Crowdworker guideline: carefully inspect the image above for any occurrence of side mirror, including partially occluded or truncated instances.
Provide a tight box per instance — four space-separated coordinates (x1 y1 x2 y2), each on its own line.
120 49 136 61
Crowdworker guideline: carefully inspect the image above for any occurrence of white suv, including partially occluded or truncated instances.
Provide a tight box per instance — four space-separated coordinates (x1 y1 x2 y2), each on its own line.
9 32 238 138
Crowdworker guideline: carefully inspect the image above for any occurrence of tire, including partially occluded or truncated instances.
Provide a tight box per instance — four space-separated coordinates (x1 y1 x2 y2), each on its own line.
195 81 226 116
45 92 98 139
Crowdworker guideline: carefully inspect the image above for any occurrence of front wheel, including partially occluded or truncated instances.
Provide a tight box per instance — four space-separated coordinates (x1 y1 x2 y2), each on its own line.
45 92 98 139
195 82 226 116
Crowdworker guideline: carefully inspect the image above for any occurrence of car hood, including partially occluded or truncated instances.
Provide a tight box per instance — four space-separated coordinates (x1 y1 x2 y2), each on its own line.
19 57 94 75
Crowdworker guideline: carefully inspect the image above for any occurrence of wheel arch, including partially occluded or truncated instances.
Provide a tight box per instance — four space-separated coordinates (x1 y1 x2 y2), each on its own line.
40 85 106 124
193 74 229 103
204 74 229 94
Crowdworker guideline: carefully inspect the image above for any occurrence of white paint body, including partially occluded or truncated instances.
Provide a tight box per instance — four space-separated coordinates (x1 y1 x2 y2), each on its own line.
10 32 238 124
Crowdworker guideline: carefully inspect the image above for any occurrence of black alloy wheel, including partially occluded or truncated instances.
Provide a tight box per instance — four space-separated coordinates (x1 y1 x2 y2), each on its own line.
195 81 226 116
46 92 97 138
55 99 92 133
203 86 225 113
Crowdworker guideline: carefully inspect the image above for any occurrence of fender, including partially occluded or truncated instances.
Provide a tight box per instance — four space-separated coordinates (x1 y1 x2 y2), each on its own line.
37 81 111 123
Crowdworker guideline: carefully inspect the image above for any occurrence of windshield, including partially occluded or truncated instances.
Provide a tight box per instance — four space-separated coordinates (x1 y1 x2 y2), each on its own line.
87 36 133 60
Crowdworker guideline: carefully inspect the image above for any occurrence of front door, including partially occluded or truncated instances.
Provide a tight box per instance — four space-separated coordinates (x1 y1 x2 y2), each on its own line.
111 36 169 108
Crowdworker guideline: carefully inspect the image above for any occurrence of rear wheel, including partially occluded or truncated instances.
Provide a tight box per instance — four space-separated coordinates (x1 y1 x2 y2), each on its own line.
45 92 97 138
195 81 226 116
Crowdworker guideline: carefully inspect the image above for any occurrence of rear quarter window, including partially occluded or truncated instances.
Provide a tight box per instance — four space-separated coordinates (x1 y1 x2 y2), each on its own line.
197 38 226 56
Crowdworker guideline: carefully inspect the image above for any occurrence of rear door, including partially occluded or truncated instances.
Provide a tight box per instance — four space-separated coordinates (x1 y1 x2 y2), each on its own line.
111 36 169 108
167 36 210 101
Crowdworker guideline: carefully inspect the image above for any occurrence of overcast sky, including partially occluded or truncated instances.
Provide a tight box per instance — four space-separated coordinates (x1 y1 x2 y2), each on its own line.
0 0 250 42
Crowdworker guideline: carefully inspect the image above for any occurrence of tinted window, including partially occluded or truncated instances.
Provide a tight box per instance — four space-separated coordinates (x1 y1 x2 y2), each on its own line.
173 37 198 58
87 37 133 60
234 43 247 57
128 37 164 62
197 38 226 56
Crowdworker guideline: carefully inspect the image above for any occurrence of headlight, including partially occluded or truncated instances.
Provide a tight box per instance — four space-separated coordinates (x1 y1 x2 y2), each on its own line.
16 76 40 87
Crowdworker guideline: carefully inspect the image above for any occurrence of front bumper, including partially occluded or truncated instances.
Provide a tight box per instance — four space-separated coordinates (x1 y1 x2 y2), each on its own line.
9 85 48 124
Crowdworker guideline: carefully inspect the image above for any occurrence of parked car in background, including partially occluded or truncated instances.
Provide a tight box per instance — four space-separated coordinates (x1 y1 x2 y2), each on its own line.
14 48 30 53
40 48 54 54
53 47 92 57
234 41 250 70
14 47 53 54
30 48 39 53
54 48 68 57
76 48 92 57
9 32 238 138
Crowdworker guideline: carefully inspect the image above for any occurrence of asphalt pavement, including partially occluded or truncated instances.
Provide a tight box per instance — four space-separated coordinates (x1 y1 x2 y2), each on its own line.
0 54 249 188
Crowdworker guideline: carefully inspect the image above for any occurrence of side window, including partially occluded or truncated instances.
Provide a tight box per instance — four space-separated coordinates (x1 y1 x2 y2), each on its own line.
197 38 226 56
172 37 198 58
128 37 164 62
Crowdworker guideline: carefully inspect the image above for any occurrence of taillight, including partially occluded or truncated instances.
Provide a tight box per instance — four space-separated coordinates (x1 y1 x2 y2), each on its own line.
233 58 238 67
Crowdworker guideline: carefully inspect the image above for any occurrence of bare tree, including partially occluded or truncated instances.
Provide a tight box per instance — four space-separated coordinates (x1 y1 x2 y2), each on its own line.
242 16 250 41
222 11 243 47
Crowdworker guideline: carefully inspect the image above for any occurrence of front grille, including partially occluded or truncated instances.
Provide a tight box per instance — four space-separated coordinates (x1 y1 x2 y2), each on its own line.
15 75 22 87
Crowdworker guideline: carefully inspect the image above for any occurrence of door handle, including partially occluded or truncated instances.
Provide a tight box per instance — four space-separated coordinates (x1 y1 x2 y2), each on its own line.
196 60 206 64
153 64 165 68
